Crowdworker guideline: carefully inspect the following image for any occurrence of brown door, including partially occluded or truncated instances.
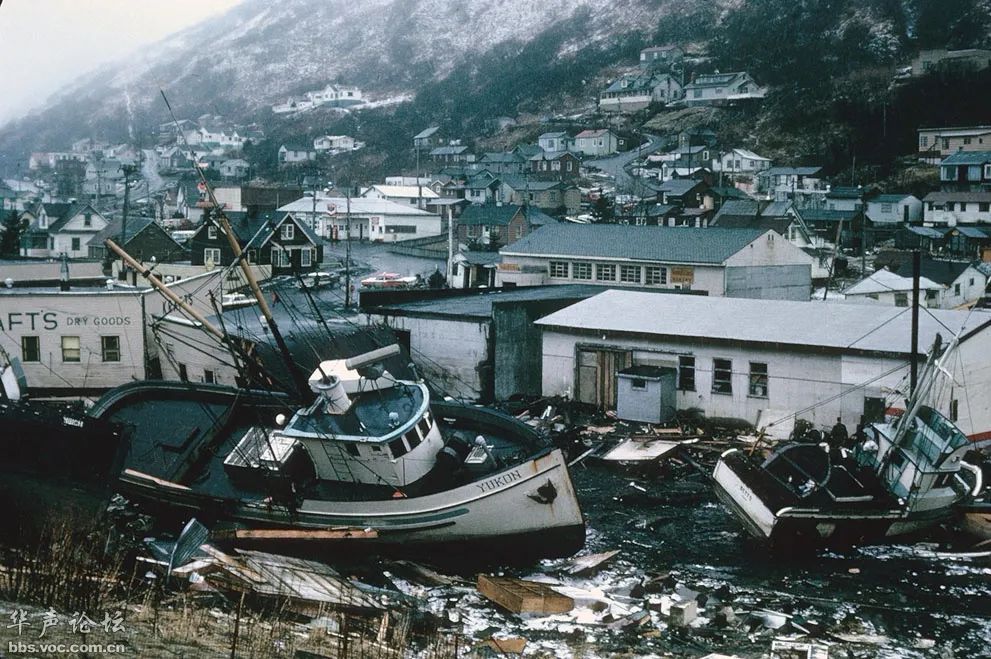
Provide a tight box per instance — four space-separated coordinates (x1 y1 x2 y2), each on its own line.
576 348 632 409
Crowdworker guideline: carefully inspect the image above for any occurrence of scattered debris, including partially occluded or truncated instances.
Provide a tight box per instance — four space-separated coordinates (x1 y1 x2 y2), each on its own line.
481 636 527 654
565 549 620 576
476 575 574 615
772 637 831 658
669 599 698 627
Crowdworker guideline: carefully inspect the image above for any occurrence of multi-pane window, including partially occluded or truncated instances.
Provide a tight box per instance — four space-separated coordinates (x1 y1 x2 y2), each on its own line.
678 355 695 391
595 263 616 281
712 358 732 394
21 336 40 362
620 265 642 284
61 336 81 363
281 224 295 240
644 265 668 286
208 225 217 240
748 362 768 397
301 248 312 268
549 261 569 278
572 262 592 280
203 248 221 264
101 336 120 362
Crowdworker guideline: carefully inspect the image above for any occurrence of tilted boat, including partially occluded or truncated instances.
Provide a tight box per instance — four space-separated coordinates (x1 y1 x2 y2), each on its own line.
713 336 986 547
88 344 585 559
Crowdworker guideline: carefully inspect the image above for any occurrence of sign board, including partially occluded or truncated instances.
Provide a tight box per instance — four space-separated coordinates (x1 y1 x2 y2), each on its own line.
670 266 694 285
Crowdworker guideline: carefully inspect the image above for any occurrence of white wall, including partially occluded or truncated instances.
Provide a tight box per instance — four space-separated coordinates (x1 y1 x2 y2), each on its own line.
364 314 489 399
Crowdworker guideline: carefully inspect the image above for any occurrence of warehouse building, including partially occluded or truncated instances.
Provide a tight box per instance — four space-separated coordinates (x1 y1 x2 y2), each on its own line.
536 290 991 438
497 224 813 300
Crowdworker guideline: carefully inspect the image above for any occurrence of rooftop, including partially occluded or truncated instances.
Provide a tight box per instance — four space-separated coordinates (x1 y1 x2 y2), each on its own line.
363 284 614 320
278 195 434 216
843 269 942 295
895 258 974 286
536 289 991 356
940 151 991 166
500 224 767 265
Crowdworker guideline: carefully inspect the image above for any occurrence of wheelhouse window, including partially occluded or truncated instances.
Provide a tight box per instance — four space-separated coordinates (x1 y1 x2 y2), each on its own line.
389 437 409 458
21 336 40 362
678 355 695 391
712 358 732 394
748 362 768 398
549 261 569 278
61 336 81 363
101 336 120 362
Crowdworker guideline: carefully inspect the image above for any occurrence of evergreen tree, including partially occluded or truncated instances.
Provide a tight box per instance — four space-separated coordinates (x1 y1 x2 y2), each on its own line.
0 211 25 257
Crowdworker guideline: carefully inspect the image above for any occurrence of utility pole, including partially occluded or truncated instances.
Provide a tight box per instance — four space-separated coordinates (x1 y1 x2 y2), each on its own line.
910 250 921 396
120 163 138 282
344 187 352 308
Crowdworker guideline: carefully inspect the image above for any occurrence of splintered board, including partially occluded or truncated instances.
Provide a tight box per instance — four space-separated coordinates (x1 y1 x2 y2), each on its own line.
476 575 574 615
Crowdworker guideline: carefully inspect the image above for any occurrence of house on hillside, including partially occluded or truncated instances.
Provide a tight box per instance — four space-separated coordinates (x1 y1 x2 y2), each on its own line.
189 211 322 274
528 151 581 180
911 49 991 76
865 193 922 225
683 72 765 105
918 125 991 163
938 151 991 190
496 224 813 300
757 166 827 203
599 72 683 113
413 127 445 150
18 202 108 258
843 269 943 307
538 132 573 153
278 144 316 165
361 184 439 208
477 152 527 175
219 159 250 179
498 177 581 215
465 172 502 204
895 258 991 308
456 203 553 249
639 45 684 70
573 129 619 157
717 148 771 176
654 178 709 208
313 135 357 152
429 145 476 165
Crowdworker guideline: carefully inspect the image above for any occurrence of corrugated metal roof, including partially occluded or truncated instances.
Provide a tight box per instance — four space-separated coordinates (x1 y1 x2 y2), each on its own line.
940 150 991 166
365 284 608 319
500 224 766 264
923 191 991 202
536 289 991 356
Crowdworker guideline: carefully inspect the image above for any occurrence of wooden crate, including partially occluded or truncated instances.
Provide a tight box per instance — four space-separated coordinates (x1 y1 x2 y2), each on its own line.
476 575 574 615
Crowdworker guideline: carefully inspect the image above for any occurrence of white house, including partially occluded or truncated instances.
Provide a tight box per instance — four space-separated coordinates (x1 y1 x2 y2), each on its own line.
923 191 991 226
865 194 922 225
538 132 573 153
842 269 943 307
18 203 109 258
278 195 442 242
218 159 249 179
717 148 771 175
535 289 991 439
278 144 316 165
599 72 683 113
313 135 357 152
497 224 814 300
573 129 619 157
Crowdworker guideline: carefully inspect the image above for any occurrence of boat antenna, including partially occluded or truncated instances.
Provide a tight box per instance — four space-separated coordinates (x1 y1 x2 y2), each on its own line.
160 89 307 399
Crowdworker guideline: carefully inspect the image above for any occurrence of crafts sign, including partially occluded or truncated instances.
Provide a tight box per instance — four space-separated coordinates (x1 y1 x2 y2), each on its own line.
0 311 133 332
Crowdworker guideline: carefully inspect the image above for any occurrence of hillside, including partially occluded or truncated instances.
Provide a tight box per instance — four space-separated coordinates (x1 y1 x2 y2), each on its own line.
1 0 990 179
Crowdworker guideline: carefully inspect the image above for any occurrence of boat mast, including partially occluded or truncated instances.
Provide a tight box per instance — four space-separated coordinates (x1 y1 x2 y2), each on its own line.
910 249 920 395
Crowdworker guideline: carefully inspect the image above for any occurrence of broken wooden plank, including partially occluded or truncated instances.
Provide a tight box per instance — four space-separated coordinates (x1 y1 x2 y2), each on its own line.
566 549 620 576
477 575 574 615
482 637 527 654
224 528 378 541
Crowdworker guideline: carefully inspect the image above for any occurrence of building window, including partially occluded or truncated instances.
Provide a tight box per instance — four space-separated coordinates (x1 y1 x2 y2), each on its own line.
645 266 667 285
595 263 616 281
964 137 973 145
83 213 92 227
954 283 961 296
208 225 217 240
678 356 695 391
203 247 221 264
980 203 989 213
203 369 215 384
549 261 569 278
301 248 312 268
61 336 81 363
281 224 295 240
894 292 909 306
881 203 892 213
712 358 732 394
71 237 80 252
620 265 642 284
960 202 968 212
572 262 592 280
921 136 929 147
749 362 768 398
247 249 257 263
178 364 188 381
985 164 991 179
950 398 959 422
21 336 40 362
101 336 120 362
631 378 647 391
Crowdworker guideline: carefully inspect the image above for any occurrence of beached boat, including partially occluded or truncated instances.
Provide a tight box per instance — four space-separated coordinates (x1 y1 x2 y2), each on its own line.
88 344 585 559
713 336 986 547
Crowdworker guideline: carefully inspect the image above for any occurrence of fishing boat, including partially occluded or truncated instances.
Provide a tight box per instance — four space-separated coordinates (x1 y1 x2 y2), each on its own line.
88 344 585 559
713 336 987 547
360 272 421 289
